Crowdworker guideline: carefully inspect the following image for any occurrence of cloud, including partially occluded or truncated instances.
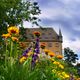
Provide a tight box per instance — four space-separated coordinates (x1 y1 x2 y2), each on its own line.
34 0 80 59
23 21 32 28
73 25 80 31
38 0 80 21
37 0 80 36
23 21 39 28
63 37 80 51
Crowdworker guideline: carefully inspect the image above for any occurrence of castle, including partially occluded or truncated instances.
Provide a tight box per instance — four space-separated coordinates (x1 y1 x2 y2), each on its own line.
21 28 63 55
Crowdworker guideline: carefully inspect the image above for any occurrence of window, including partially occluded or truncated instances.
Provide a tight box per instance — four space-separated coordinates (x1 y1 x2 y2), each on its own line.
52 37 55 39
55 51 59 54
55 42 58 45
55 45 59 47
55 43 59 47
45 37 48 39
39 37 42 39
48 42 52 47
29 34 34 39
49 33 52 35
42 33 45 35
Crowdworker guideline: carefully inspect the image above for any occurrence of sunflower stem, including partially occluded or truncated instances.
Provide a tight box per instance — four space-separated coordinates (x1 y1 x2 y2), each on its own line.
5 40 7 66
10 40 13 65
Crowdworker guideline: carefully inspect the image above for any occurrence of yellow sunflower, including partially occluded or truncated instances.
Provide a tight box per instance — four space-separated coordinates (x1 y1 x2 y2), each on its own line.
2 33 11 39
62 72 69 78
8 26 19 35
59 64 64 69
19 56 27 63
53 61 60 65
44 49 50 55
40 43 46 49
49 52 55 57
56 55 63 59
11 37 18 42
33 31 41 37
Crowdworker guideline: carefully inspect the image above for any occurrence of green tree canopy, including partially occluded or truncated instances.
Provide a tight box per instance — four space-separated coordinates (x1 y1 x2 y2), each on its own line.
0 0 41 40
64 47 78 66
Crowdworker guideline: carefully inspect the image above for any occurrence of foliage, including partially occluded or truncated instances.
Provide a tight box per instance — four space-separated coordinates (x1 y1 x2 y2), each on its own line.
0 0 41 41
76 63 80 77
64 47 78 65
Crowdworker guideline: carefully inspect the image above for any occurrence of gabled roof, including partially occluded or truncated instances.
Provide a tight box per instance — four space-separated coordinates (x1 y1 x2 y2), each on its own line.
21 27 62 42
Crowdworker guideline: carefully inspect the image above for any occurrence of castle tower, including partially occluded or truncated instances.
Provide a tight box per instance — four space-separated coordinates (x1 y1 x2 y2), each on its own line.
59 29 63 42
58 29 63 54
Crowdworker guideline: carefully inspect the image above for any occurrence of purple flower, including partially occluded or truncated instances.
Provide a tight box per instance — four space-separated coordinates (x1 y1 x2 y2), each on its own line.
35 49 40 54
36 38 39 42
25 50 28 53
35 37 40 54
31 60 36 69
23 52 27 56
35 42 38 48
32 54 38 61
31 54 38 69
22 46 32 56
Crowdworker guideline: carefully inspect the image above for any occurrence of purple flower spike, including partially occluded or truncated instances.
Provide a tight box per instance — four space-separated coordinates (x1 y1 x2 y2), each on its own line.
35 43 38 48
36 49 40 54
25 50 28 53
32 54 38 61
22 52 28 57
32 54 38 59
36 38 39 42
35 37 40 54
22 46 32 57
31 60 36 70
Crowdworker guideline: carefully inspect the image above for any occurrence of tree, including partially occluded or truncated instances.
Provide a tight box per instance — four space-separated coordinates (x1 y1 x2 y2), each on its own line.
76 63 80 76
64 47 78 66
0 0 41 41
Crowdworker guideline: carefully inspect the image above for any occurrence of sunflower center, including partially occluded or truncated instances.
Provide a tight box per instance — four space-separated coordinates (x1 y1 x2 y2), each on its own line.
11 30 16 33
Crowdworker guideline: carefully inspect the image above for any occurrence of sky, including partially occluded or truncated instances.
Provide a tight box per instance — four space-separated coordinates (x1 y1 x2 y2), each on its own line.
24 0 80 61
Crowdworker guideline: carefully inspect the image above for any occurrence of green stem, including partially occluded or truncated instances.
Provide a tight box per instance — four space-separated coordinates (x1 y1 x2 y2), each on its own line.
14 43 17 59
5 41 7 66
10 41 13 65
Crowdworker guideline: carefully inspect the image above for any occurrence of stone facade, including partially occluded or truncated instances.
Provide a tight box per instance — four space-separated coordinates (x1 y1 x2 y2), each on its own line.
21 28 63 55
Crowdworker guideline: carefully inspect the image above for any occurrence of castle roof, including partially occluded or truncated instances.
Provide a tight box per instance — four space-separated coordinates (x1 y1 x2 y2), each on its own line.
20 27 62 42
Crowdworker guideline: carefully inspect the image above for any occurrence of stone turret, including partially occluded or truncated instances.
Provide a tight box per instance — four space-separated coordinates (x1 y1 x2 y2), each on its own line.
59 29 63 42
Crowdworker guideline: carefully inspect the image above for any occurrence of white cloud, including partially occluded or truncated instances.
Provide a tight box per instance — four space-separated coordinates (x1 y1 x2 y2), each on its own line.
63 36 80 61
38 0 80 21
23 21 39 28
23 21 32 28
39 7 72 20
63 36 80 53
72 26 80 31
58 0 80 4
58 0 72 4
